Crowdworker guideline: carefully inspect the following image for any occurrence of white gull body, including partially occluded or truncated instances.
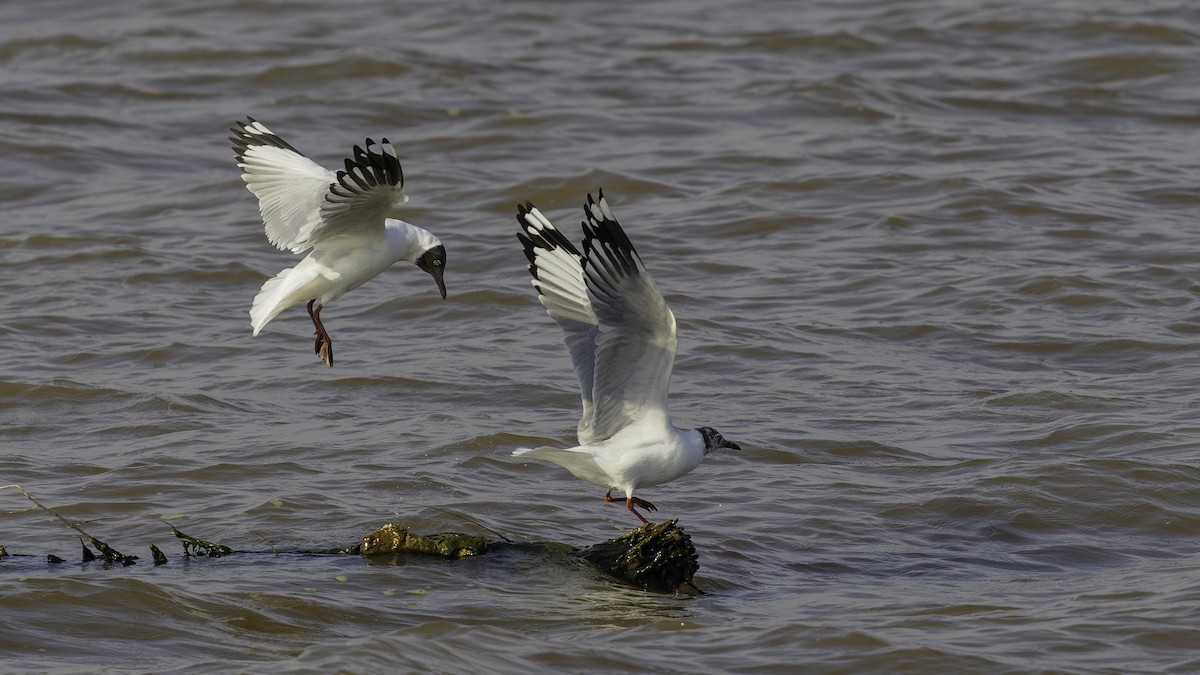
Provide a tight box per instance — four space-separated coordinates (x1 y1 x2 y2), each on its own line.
230 117 446 366
514 191 739 523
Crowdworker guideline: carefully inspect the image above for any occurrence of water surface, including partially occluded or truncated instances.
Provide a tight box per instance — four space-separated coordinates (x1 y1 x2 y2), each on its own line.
2 1 1200 672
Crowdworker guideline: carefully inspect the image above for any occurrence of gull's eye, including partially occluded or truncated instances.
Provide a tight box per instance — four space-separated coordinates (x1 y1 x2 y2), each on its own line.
433 259 442 266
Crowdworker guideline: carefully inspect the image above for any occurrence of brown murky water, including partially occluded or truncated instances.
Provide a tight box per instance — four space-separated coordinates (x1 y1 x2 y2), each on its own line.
3 0 1200 672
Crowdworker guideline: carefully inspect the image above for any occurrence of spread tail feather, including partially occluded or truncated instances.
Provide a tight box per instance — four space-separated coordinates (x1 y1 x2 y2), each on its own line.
513 446 607 488
250 268 296 335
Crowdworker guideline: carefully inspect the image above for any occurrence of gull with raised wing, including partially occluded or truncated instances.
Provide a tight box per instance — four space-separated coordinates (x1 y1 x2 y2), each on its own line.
231 117 446 367
514 191 740 524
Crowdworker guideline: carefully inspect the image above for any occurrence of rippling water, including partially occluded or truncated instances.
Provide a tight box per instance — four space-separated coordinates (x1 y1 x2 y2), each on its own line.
3 0 1200 672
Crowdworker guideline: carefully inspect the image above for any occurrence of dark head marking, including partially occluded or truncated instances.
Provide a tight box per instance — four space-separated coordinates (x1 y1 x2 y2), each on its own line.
698 426 741 455
416 245 447 300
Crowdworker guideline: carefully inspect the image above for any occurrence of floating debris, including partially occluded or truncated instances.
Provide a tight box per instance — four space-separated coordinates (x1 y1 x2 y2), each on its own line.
150 544 169 565
4 484 136 565
90 537 137 565
170 525 234 558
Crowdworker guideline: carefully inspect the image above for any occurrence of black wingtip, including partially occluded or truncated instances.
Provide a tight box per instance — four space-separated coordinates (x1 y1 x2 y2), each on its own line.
327 136 404 200
229 117 305 161
586 189 609 211
516 231 539 274
517 200 588 261
581 189 640 277
229 116 255 134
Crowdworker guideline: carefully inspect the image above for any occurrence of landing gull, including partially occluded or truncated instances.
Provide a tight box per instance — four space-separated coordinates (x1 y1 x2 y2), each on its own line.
514 191 740 524
230 117 447 367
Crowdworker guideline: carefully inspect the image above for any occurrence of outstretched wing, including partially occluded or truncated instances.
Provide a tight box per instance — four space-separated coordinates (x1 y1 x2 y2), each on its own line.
580 191 677 441
230 117 407 254
517 202 600 439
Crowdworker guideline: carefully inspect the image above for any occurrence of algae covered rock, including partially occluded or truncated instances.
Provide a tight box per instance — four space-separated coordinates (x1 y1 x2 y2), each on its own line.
360 523 487 559
578 519 699 593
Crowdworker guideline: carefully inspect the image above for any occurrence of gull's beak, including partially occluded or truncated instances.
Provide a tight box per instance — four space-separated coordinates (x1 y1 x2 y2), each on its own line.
724 439 741 451
431 266 447 300
416 245 447 300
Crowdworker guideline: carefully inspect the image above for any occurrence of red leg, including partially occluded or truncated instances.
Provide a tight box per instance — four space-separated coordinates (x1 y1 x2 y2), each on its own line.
605 490 656 525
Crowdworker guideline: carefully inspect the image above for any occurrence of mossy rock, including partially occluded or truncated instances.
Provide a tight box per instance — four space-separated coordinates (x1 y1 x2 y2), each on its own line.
578 519 699 593
360 523 487 559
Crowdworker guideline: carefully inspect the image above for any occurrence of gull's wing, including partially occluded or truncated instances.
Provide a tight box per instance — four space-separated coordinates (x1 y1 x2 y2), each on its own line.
517 202 600 439
230 117 407 254
580 191 677 442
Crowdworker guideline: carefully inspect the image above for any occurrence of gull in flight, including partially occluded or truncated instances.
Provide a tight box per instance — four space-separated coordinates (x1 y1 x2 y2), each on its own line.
513 191 739 524
230 117 446 367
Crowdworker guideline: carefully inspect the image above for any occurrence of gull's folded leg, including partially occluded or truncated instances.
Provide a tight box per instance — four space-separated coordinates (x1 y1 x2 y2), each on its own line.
307 299 334 367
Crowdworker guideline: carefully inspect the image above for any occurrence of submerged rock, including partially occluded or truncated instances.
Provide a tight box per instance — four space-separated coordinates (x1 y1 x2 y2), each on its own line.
578 519 700 594
360 523 487 559
357 520 699 592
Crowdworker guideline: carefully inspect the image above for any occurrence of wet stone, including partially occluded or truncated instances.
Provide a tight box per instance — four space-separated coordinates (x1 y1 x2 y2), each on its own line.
360 523 487 559
578 519 700 594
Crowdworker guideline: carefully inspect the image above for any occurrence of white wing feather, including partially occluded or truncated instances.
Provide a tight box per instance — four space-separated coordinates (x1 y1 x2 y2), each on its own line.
231 118 407 254
580 192 677 441
517 193 676 445
517 203 600 439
